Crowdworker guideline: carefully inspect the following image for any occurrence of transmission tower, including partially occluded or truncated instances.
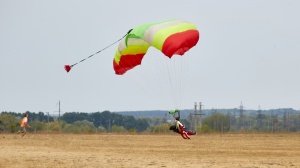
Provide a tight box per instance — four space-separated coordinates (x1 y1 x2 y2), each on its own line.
199 102 204 128
190 102 205 131
257 105 263 131
239 102 244 130
272 113 278 132
54 101 62 132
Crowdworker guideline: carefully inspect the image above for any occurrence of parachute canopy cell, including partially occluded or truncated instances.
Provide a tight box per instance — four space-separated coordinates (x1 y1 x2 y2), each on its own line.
113 19 200 75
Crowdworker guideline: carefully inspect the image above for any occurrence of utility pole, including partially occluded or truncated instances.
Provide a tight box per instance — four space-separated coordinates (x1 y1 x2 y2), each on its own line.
47 112 49 134
283 111 287 131
273 113 278 132
194 102 197 131
190 102 205 132
268 110 271 132
58 101 61 132
287 111 290 132
199 102 203 128
54 101 62 133
239 102 244 130
108 118 111 133
227 111 231 132
257 105 263 131
270 110 273 132
58 100 60 122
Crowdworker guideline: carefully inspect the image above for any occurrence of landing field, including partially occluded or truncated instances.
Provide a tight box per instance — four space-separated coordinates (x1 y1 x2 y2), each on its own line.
0 133 299 167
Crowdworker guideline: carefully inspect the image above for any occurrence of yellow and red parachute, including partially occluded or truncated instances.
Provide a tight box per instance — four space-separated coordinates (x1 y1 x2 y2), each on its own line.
113 19 200 75
64 19 200 109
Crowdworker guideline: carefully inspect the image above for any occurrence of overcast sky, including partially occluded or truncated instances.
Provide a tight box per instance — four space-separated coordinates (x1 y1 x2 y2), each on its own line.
1 0 299 114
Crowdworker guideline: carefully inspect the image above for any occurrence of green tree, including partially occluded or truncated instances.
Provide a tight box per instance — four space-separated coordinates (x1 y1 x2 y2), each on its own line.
61 112 89 123
49 119 60 132
203 112 229 132
97 125 107 133
153 124 170 133
111 125 127 133
0 114 20 133
63 120 92 133
135 118 149 132
30 120 47 133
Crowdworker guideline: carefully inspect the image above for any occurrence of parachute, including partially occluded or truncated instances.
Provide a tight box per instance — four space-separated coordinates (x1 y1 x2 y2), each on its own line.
113 19 199 75
65 19 200 110
65 19 199 77
112 19 200 109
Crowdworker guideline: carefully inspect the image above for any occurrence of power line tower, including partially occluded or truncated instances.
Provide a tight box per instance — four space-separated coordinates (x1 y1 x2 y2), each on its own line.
283 111 286 131
190 102 205 131
272 113 278 132
46 112 50 134
54 101 62 133
239 102 244 130
257 105 263 131
199 102 204 128
193 102 197 131
283 110 290 132
58 101 61 122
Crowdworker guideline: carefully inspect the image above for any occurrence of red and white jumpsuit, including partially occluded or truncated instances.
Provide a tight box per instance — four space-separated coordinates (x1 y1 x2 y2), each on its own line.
175 120 190 139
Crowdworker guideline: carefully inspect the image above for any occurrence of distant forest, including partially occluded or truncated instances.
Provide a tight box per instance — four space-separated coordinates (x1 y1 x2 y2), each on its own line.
0 108 299 133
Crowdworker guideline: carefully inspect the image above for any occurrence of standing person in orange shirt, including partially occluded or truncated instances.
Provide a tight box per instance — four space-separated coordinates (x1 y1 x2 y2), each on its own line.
17 114 30 137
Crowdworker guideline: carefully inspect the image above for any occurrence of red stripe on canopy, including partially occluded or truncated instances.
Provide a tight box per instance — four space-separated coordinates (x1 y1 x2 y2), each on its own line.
113 54 145 75
162 30 199 58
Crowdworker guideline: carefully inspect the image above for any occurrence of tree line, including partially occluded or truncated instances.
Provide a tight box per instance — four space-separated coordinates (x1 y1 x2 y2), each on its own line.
195 111 300 133
0 111 150 133
0 109 299 134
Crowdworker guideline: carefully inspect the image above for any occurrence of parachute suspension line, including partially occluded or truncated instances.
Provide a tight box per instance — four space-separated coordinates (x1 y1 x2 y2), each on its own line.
165 54 191 110
178 54 191 109
116 45 192 110
139 48 174 108
162 54 177 108
117 42 166 108
118 47 179 110
65 29 132 72
148 49 175 108
173 57 180 108
173 56 183 109
166 56 177 107
138 49 165 100
141 48 177 109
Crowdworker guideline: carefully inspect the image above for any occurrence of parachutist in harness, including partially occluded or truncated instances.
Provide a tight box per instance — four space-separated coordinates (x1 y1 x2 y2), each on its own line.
169 110 196 139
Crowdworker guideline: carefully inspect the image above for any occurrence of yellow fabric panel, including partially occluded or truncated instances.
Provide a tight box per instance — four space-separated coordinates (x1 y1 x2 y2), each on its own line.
152 23 197 51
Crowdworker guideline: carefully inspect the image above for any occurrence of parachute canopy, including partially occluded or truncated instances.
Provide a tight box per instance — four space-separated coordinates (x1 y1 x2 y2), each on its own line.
113 19 200 75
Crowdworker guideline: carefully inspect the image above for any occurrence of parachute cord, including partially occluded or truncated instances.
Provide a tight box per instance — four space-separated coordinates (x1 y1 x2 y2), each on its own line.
115 41 191 111
71 29 132 67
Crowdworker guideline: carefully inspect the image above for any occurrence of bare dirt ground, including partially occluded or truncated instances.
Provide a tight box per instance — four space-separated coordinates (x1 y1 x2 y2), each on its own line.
0 133 299 168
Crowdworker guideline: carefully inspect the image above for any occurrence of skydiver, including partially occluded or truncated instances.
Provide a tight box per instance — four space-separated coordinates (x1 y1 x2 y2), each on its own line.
175 117 196 139
171 116 196 139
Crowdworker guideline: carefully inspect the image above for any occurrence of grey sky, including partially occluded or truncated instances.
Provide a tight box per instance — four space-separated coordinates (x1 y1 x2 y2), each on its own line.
1 0 299 114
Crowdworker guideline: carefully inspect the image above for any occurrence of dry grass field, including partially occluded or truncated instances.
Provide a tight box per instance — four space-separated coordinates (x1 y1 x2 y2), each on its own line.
0 133 299 168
